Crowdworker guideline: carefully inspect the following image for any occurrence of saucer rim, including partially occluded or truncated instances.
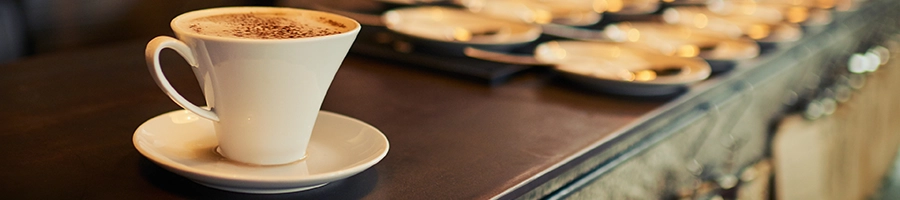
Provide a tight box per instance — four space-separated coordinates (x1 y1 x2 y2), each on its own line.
133 109 390 184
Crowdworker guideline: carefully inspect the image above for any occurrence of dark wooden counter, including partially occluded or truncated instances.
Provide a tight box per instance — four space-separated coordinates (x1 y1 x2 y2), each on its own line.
0 37 666 199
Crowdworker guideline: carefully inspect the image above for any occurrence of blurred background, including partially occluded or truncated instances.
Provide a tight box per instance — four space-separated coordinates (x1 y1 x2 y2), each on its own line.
0 0 275 64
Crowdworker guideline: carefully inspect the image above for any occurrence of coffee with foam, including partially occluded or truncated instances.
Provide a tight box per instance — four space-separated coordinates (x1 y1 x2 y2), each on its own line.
179 11 352 39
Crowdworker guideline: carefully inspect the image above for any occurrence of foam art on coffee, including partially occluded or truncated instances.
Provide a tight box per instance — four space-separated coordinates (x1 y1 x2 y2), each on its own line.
186 13 347 39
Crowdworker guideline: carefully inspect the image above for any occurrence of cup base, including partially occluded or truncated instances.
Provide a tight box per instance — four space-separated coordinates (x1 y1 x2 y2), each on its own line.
214 146 309 167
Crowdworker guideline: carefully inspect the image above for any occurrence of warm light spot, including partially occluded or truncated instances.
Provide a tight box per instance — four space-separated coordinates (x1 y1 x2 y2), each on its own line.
618 70 636 81
693 14 708 29
383 12 401 26
633 70 657 81
747 24 770 40
533 9 553 24
607 0 624 13
786 6 809 23
663 0 674 2
611 46 622 58
604 25 624 42
676 44 700 57
593 0 607 13
677 27 693 39
627 29 641 42
706 0 726 13
546 41 568 60
661 45 677 56
463 0 485 12
662 9 680 24
739 1 757 15
452 28 472 41
429 7 445 21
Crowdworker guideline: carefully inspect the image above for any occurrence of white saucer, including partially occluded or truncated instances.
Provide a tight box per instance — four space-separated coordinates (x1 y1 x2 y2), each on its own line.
133 110 389 194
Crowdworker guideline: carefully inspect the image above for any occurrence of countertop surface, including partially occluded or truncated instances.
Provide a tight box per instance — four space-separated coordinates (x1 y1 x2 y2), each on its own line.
0 39 666 199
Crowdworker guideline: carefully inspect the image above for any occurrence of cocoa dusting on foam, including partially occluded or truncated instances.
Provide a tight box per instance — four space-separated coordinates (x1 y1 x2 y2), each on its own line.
319 17 346 29
189 24 201 33
188 13 346 39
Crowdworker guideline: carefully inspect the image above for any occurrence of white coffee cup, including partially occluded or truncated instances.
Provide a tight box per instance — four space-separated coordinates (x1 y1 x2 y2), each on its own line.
145 7 360 165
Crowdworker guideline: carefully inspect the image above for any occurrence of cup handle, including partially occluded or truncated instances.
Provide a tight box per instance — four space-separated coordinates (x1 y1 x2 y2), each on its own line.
145 36 219 122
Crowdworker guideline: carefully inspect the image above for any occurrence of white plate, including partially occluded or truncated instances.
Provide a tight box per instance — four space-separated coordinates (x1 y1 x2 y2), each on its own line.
133 110 389 194
605 22 759 59
382 6 542 45
604 22 760 66
535 41 711 96
662 6 803 43
455 0 601 26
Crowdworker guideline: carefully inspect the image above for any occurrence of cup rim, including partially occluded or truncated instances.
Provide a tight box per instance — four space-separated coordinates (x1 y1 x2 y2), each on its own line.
169 6 361 43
